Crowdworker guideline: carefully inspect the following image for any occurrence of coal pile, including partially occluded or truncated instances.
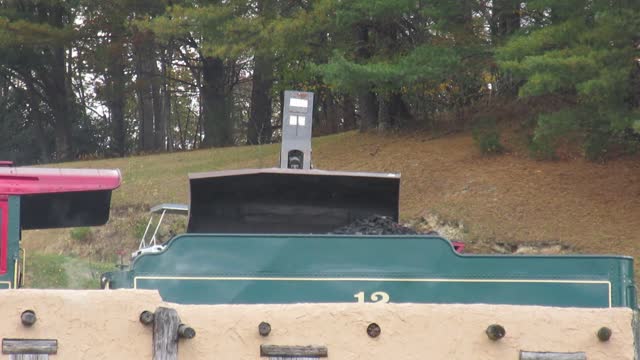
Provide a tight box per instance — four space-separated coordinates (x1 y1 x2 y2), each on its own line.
332 215 435 235
331 215 464 253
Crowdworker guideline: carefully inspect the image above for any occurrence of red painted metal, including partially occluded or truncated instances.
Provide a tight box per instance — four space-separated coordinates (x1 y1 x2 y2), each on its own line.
452 241 465 253
0 167 121 195
0 161 13 167
0 197 7 274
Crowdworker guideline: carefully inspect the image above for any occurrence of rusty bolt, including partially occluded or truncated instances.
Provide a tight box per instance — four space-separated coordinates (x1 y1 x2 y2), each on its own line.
139 310 154 326
367 323 381 338
597 327 612 342
259 322 271 337
486 324 506 341
21 310 36 327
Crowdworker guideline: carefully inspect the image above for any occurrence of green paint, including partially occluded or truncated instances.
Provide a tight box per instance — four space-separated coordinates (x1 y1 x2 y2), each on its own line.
105 234 636 308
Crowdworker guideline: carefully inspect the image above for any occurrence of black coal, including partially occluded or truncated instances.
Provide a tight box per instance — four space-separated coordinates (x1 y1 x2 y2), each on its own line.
331 215 438 236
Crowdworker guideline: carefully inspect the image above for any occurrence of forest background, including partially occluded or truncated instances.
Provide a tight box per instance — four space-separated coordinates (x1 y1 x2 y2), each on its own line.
0 0 638 164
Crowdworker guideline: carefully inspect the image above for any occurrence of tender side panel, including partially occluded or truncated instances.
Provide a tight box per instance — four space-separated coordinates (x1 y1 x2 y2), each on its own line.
135 277 611 307
123 235 634 308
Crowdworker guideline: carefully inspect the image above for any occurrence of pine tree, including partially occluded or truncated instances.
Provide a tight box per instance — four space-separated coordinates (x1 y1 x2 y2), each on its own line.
0 1 77 160
286 0 482 131
498 0 640 159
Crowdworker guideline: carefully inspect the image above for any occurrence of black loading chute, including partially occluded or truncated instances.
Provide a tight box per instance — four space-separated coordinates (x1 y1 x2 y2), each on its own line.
187 168 400 234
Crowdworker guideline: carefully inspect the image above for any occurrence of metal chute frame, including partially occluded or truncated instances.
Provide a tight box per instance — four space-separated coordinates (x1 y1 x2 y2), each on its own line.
187 169 400 234
132 203 189 259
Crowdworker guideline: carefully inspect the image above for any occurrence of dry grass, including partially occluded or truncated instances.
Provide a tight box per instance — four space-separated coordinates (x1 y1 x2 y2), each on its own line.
22 130 640 279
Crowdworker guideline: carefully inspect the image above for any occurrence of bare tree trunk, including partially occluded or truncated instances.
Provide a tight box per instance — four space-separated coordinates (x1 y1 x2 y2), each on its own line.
46 5 73 161
106 31 127 157
136 82 154 152
152 44 165 151
48 48 73 161
152 77 164 150
66 47 74 104
133 30 156 152
358 91 378 131
32 115 50 163
202 56 232 147
491 0 521 96
341 95 357 130
247 53 274 145
491 0 521 39
630 52 640 109
377 97 391 131
325 92 339 134
25 79 50 163
389 93 412 126
161 45 172 151
354 23 378 131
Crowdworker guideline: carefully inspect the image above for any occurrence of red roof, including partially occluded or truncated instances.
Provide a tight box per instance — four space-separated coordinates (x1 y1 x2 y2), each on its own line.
0 166 121 195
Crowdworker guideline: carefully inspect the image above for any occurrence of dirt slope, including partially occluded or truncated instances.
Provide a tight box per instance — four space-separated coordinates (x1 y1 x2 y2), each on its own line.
22 131 640 277
317 132 640 257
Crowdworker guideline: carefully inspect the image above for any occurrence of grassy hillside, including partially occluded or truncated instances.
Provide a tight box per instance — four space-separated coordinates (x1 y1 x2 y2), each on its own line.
21 130 640 287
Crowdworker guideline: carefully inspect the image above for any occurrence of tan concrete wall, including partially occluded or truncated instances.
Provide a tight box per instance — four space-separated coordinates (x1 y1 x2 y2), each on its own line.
0 290 634 360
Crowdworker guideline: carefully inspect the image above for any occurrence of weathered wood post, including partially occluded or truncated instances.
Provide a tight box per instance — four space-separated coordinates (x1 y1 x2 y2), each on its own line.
520 351 586 360
486 324 506 341
153 307 180 360
2 339 57 360
20 310 37 327
140 307 196 360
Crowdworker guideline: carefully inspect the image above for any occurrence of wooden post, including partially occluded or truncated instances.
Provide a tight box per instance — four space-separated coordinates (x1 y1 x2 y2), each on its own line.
20 310 37 327
597 327 612 341
634 311 640 360
3 339 57 360
10 355 48 360
143 307 195 359
260 345 328 358
520 351 587 360
486 324 506 341
2 339 57 355
177 324 196 339
140 310 155 326
153 307 180 360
